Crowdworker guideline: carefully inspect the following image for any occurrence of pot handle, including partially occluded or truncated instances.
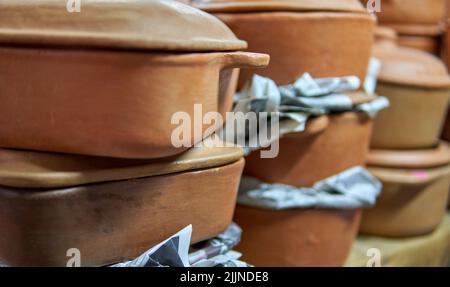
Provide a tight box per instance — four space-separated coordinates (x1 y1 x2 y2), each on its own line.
219 52 270 70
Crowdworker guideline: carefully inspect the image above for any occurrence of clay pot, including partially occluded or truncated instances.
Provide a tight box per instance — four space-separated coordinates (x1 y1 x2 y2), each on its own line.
397 35 441 55
360 142 450 237
0 0 269 159
372 0 445 27
234 206 362 266
0 141 244 266
193 0 375 87
371 28 450 149
245 104 374 187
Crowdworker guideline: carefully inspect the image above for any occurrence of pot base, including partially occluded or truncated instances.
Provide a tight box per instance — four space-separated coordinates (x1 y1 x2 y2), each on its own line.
234 206 362 267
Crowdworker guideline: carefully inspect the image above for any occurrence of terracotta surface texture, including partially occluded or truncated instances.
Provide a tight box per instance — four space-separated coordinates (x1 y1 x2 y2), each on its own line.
0 144 245 266
213 11 374 88
0 0 247 51
361 146 450 237
369 0 445 27
0 48 268 159
234 206 362 267
0 137 244 188
371 31 450 149
193 0 366 13
397 35 441 55
245 112 373 187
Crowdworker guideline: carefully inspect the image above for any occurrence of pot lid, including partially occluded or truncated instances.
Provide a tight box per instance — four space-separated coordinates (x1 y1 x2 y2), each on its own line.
192 0 366 13
367 142 450 169
0 138 243 189
0 0 247 51
374 38 450 88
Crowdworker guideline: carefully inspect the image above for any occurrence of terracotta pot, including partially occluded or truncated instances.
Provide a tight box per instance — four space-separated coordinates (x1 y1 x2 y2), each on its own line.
193 0 375 88
371 28 450 149
234 206 362 266
0 0 269 159
397 35 441 55
245 108 373 187
443 107 450 142
369 0 445 27
360 143 450 237
0 142 245 266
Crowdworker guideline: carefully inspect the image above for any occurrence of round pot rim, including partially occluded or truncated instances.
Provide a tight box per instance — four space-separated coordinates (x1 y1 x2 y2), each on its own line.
192 0 366 14
367 142 450 169
0 138 244 189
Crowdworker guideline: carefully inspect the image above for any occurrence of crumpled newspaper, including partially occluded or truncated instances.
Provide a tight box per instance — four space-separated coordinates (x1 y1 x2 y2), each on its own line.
223 58 389 151
237 166 382 210
112 224 249 267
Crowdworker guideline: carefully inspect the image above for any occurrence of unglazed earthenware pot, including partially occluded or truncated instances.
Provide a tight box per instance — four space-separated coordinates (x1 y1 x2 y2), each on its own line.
360 142 450 237
0 141 244 267
0 0 269 159
193 0 375 88
245 98 374 187
371 28 450 149
234 206 361 267
397 35 441 55
361 0 444 54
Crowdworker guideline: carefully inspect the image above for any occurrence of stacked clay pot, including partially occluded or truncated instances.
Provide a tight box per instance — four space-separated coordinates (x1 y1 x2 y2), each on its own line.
364 0 446 55
0 0 268 159
0 0 269 266
360 27 450 237
194 0 376 266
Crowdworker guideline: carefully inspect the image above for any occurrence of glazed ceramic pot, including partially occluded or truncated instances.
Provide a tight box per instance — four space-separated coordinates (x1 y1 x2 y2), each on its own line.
0 141 244 266
360 142 450 237
0 0 269 159
234 206 361 266
245 95 374 186
193 0 375 88
371 28 450 149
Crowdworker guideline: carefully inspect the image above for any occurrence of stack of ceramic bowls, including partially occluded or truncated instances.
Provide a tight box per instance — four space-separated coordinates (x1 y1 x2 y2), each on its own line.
365 0 446 55
193 0 376 266
0 0 269 266
359 27 450 237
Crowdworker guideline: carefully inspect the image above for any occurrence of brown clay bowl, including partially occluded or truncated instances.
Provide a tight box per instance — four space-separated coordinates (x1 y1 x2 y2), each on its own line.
245 111 373 187
234 206 362 266
0 142 245 266
360 143 450 237
208 10 374 87
0 49 268 159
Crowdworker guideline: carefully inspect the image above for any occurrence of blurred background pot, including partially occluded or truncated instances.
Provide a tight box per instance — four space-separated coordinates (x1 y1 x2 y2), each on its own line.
193 0 375 88
360 0 445 54
370 0 445 27
0 141 244 266
0 0 269 159
371 28 450 149
360 142 450 237
234 207 361 266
